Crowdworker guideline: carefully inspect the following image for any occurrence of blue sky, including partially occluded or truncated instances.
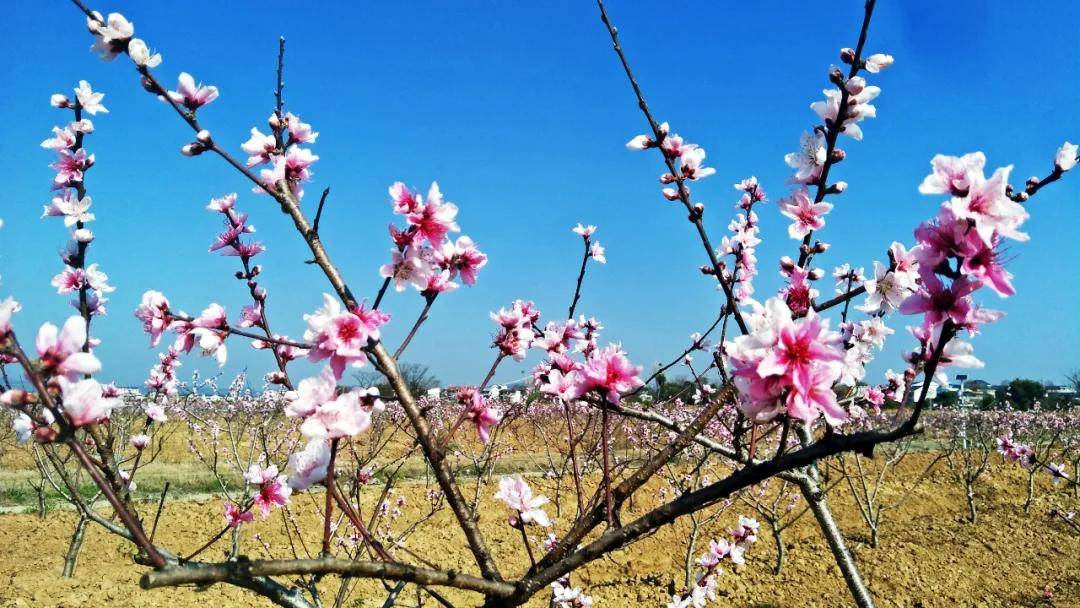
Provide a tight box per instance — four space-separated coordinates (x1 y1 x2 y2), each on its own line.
1 1 1077 390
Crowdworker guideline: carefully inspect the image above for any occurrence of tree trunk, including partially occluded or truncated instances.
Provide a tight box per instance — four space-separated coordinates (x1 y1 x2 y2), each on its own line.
62 515 89 578
794 425 876 608
1023 469 1035 513
771 520 785 575
965 479 978 524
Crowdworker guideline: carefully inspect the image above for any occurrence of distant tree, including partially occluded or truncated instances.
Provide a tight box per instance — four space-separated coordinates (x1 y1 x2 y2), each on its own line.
934 391 959 408
1067 369 1080 394
355 363 440 397
997 378 1046 410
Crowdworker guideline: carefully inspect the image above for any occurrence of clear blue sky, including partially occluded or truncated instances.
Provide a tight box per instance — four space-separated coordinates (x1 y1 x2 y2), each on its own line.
1 1 1077 390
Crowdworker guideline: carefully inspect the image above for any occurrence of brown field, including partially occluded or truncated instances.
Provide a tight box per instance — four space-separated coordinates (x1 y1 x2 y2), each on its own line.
0 449 1077 608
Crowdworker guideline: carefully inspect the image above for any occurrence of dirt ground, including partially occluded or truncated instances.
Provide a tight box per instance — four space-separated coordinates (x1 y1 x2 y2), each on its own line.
0 453 1076 608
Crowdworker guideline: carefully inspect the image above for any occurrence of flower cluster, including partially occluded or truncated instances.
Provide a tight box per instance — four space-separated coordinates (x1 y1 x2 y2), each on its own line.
453 386 503 444
494 475 551 527
42 82 113 318
379 182 487 297
892 151 1045 385
719 178 766 301
491 299 541 361
303 294 388 379
286 364 384 439
724 298 847 424
244 113 317 199
244 463 292 517
626 122 716 201
550 578 594 608
667 515 759 608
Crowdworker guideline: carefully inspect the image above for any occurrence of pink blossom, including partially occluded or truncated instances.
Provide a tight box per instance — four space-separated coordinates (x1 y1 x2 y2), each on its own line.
494 475 551 527
950 164 1028 244
863 53 894 73
224 502 254 528
241 129 276 166
51 267 85 294
572 223 597 238
406 183 460 245
679 147 715 181
864 386 885 408
284 112 318 145
389 182 423 215
287 439 331 491
779 188 832 239
785 130 827 183
299 389 375 439
36 316 101 380
458 387 503 443
166 72 219 111
42 192 94 226
786 363 847 425
144 404 167 422
127 38 161 68
41 126 77 151
918 152 985 197
575 344 644 405
899 274 978 327
380 247 433 292
0 297 20 338
245 464 292 517
303 294 382 379
960 236 1015 297
134 290 172 347
811 86 879 140
173 304 229 365
757 309 843 396
589 242 606 264
780 265 819 316
491 300 539 361
74 81 108 115
1056 141 1078 172
130 434 150 450
421 269 459 295
87 13 133 61
51 149 94 185
435 236 487 286
857 261 908 314
58 377 115 427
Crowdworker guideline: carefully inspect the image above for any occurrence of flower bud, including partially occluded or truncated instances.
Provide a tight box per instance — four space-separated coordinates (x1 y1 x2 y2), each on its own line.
779 256 796 274
196 129 212 143
844 76 866 95
833 181 848 193
662 188 680 201
181 142 208 156
828 67 845 86
830 149 846 163
814 241 830 253
809 268 825 280
839 48 856 64
1027 176 1041 188
74 228 95 243
657 121 670 137
51 94 71 108
659 173 676 184
34 426 58 444
699 265 715 275
1015 192 1029 202
268 113 282 130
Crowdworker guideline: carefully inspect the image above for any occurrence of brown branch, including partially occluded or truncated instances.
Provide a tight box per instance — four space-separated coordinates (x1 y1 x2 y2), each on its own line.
141 558 516 597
